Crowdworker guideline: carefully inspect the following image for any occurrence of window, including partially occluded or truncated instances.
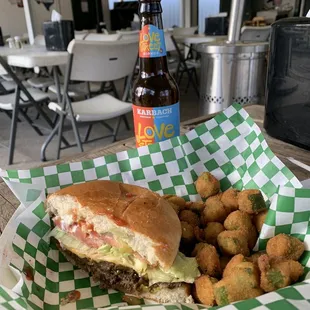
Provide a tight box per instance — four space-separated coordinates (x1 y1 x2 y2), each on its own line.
161 0 182 28
198 0 220 33
108 0 135 10
108 0 182 29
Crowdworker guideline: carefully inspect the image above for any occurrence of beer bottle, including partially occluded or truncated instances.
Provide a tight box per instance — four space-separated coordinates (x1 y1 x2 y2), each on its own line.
132 0 180 147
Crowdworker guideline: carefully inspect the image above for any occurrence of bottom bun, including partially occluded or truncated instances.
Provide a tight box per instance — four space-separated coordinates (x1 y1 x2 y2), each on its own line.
55 239 193 304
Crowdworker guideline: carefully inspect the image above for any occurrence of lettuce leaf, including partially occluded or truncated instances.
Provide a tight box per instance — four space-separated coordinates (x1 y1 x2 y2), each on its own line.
49 227 200 285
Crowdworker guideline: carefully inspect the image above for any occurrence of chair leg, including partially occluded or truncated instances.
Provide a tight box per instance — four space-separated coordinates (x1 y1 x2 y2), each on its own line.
19 109 43 136
178 70 184 85
3 110 22 122
8 87 21 165
84 125 93 143
100 121 114 132
3 110 13 120
185 70 192 93
66 95 84 153
41 120 60 161
111 81 119 99
122 115 130 131
112 116 122 142
56 113 65 160
100 82 106 93
52 114 59 127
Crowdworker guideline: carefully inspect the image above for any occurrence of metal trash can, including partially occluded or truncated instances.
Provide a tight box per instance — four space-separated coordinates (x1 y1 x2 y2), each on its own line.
197 41 269 115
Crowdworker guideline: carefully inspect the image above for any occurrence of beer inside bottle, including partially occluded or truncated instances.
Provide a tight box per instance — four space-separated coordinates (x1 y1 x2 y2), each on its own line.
132 0 180 147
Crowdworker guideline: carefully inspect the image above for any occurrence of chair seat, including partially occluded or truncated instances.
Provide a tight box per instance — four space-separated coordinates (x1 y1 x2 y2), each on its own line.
49 82 102 98
27 76 55 89
49 93 132 122
1 73 28 82
0 80 30 92
0 88 55 111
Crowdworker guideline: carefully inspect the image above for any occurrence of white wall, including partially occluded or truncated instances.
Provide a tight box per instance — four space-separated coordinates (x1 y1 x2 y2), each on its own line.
30 0 73 35
161 0 182 28
198 0 220 33
0 0 73 38
0 1 27 37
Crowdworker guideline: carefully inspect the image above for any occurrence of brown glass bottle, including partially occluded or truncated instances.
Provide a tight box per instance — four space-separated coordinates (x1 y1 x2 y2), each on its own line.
132 0 180 148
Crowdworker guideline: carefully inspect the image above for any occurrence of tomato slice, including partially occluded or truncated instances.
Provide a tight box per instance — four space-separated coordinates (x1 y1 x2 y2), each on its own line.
53 217 119 249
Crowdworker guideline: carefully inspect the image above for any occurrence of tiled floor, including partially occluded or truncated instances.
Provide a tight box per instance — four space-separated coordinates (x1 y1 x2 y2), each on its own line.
0 79 201 170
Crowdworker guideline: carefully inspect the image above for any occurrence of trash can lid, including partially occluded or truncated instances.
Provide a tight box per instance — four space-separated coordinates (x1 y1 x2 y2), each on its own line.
197 41 269 54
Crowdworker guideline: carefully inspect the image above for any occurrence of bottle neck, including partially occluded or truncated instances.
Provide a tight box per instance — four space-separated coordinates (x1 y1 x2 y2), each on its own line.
139 1 169 75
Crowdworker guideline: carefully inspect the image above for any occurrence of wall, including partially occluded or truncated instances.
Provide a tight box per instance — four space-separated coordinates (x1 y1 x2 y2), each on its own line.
0 0 73 37
198 0 220 33
0 1 27 37
161 0 182 28
30 0 73 35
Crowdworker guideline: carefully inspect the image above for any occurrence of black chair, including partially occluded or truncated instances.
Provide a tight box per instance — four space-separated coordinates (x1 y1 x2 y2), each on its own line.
171 35 200 97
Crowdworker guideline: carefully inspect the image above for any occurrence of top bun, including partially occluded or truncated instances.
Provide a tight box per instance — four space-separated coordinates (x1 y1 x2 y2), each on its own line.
46 180 182 270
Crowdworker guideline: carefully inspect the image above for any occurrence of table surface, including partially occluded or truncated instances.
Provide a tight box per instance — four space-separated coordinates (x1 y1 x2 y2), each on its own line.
0 45 68 68
174 34 227 44
1 104 310 234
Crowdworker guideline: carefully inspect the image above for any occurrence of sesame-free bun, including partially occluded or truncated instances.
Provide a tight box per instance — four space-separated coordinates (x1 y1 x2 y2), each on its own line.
46 180 182 269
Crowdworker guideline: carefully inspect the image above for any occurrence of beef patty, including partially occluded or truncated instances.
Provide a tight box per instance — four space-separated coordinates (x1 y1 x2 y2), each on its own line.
55 239 182 294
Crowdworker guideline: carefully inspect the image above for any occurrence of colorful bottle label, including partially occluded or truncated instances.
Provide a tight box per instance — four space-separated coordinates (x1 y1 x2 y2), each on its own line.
139 25 167 58
133 103 180 147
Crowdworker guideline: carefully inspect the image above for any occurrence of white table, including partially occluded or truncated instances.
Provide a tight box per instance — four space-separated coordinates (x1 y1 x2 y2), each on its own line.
175 34 227 45
3 46 68 68
174 35 227 58
0 45 69 164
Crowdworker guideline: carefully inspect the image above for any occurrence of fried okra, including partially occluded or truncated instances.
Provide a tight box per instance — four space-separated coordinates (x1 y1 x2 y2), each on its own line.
179 210 200 227
266 234 305 261
169 202 181 215
192 243 221 278
181 221 195 244
238 189 267 214
163 195 187 215
165 195 186 208
219 256 231 272
248 251 266 267
222 254 247 278
214 262 263 306
185 201 205 213
221 189 240 214
193 275 218 306
217 230 250 256
195 172 220 198
253 209 268 233
202 196 227 224
258 254 304 292
224 210 253 231
193 226 205 242
223 211 258 250
204 222 225 247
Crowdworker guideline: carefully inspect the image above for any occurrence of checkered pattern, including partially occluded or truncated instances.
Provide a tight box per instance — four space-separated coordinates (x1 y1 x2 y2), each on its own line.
0 286 27 310
9 200 125 310
0 104 307 309
257 186 310 278
179 104 301 200
215 282 310 310
1 104 301 201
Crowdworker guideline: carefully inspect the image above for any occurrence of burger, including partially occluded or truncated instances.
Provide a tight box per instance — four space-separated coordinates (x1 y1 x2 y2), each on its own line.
46 180 200 303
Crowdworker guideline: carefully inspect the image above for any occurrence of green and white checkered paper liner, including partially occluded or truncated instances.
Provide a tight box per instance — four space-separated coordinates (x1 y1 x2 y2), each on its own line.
0 103 310 310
